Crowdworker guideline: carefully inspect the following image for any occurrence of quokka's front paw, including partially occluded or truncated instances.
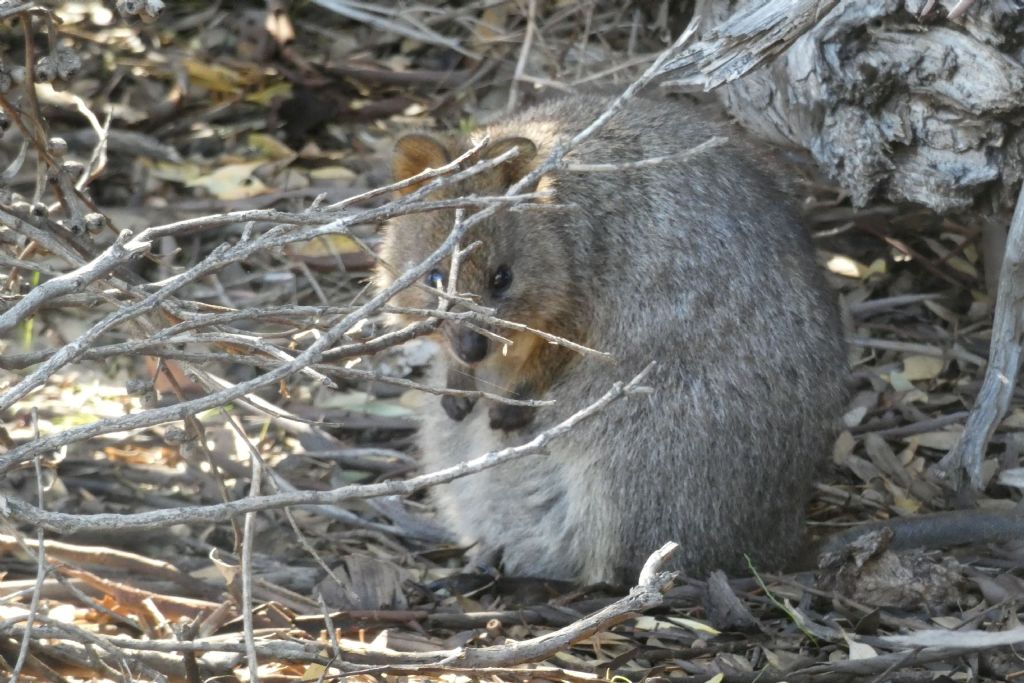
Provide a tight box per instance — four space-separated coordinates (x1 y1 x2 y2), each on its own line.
488 402 536 431
441 395 476 421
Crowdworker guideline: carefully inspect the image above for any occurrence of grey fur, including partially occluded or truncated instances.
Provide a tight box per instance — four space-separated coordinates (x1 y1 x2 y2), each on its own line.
378 95 849 585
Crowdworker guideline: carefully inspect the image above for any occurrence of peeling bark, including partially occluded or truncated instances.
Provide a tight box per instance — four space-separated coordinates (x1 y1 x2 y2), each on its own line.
666 0 1024 212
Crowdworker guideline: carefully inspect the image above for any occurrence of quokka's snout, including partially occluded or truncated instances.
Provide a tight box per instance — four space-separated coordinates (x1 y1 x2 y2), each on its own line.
444 324 490 365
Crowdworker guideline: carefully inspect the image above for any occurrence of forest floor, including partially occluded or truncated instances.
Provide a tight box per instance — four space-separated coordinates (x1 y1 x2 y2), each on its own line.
1 2 1022 682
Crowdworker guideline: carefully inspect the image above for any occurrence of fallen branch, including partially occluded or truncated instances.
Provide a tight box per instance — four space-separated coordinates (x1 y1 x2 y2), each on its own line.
940 180 1024 488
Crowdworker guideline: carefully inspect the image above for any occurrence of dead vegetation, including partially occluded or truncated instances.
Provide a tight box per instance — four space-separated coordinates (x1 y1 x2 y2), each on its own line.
1 1 1023 681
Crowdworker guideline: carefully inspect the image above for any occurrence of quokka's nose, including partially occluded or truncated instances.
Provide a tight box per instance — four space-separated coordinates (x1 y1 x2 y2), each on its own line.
453 328 489 364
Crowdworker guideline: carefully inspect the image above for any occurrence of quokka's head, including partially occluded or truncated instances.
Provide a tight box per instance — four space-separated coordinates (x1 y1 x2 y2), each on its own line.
376 132 574 368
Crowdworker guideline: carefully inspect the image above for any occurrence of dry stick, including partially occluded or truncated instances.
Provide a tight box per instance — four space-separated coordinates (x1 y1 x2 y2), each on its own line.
847 336 985 367
0 188 534 423
275 481 352 580
847 293 943 317
947 0 979 20
1 616 153 680
0 305 420 367
222 407 352 608
507 0 538 113
116 135 495 250
241 447 264 683
186 321 449 441
19 10 47 206
508 19 700 198
2 175 536 339
10 413 47 683
777 641 1023 682
71 93 110 189
940 181 1024 488
169 332 335 387
0 160 552 479
329 365 550 407
309 0 479 59
0 300 607 369
361 542 679 670
854 411 969 439
2 364 654 533
315 591 344 666
0 534 190 586
0 207 86 265
375 666 597 682
6 29 679 412
562 135 727 172
3 541 678 672
378 303 610 359
85 329 548 407
0 3 32 20
0 230 145 335
1 135 496 343
149 189 545 427
0 252 63 277
134 136 489 243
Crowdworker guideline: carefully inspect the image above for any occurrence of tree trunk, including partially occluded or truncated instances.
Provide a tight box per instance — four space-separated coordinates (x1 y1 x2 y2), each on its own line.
663 0 1024 213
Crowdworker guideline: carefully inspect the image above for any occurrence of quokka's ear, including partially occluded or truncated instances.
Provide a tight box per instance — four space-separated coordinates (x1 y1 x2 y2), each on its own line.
481 137 538 186
393 134 450 195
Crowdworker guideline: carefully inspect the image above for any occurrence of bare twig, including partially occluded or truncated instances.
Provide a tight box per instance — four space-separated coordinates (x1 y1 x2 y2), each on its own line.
9 412 47 683
309 0 480 59
0 231 145 335
507 0 537 112
2 364 655 533
940 181 1024 488
241 442 264 682
0 188 542 418
563 135 727 172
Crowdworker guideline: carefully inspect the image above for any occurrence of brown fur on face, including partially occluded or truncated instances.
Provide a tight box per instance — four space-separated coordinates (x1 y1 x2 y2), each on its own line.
377 132 581 404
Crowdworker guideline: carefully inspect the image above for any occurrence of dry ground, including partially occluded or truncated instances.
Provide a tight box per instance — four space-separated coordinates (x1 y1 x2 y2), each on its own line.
1 2 1023 682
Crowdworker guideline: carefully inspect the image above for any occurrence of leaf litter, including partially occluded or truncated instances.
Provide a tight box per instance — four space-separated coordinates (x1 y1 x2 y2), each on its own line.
0 2 1022 681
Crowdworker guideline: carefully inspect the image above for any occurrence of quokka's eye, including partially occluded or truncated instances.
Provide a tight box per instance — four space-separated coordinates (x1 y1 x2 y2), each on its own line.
491 265 513 294
426 269 445 290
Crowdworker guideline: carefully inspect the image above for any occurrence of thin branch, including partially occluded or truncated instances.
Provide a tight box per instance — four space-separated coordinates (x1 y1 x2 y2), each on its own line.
1 364 655 533
0 230 145 335
940 180 1024 488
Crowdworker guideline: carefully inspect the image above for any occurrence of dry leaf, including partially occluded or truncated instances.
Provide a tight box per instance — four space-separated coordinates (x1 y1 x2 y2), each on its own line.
845 635 878 660
832 430 856 463
187 161 270 199
286 234 362 258
247 132 297 160
906 429 963 451
184 58 246 93
902 355 945 381
827 255 886 279
887 371 915 392
309 165 358 181
666 616 721 636
246 81 293 105
148 159 202 183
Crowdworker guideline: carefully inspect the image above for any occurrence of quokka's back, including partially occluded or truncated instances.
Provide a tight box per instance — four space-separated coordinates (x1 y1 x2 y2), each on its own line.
378 94 849 584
